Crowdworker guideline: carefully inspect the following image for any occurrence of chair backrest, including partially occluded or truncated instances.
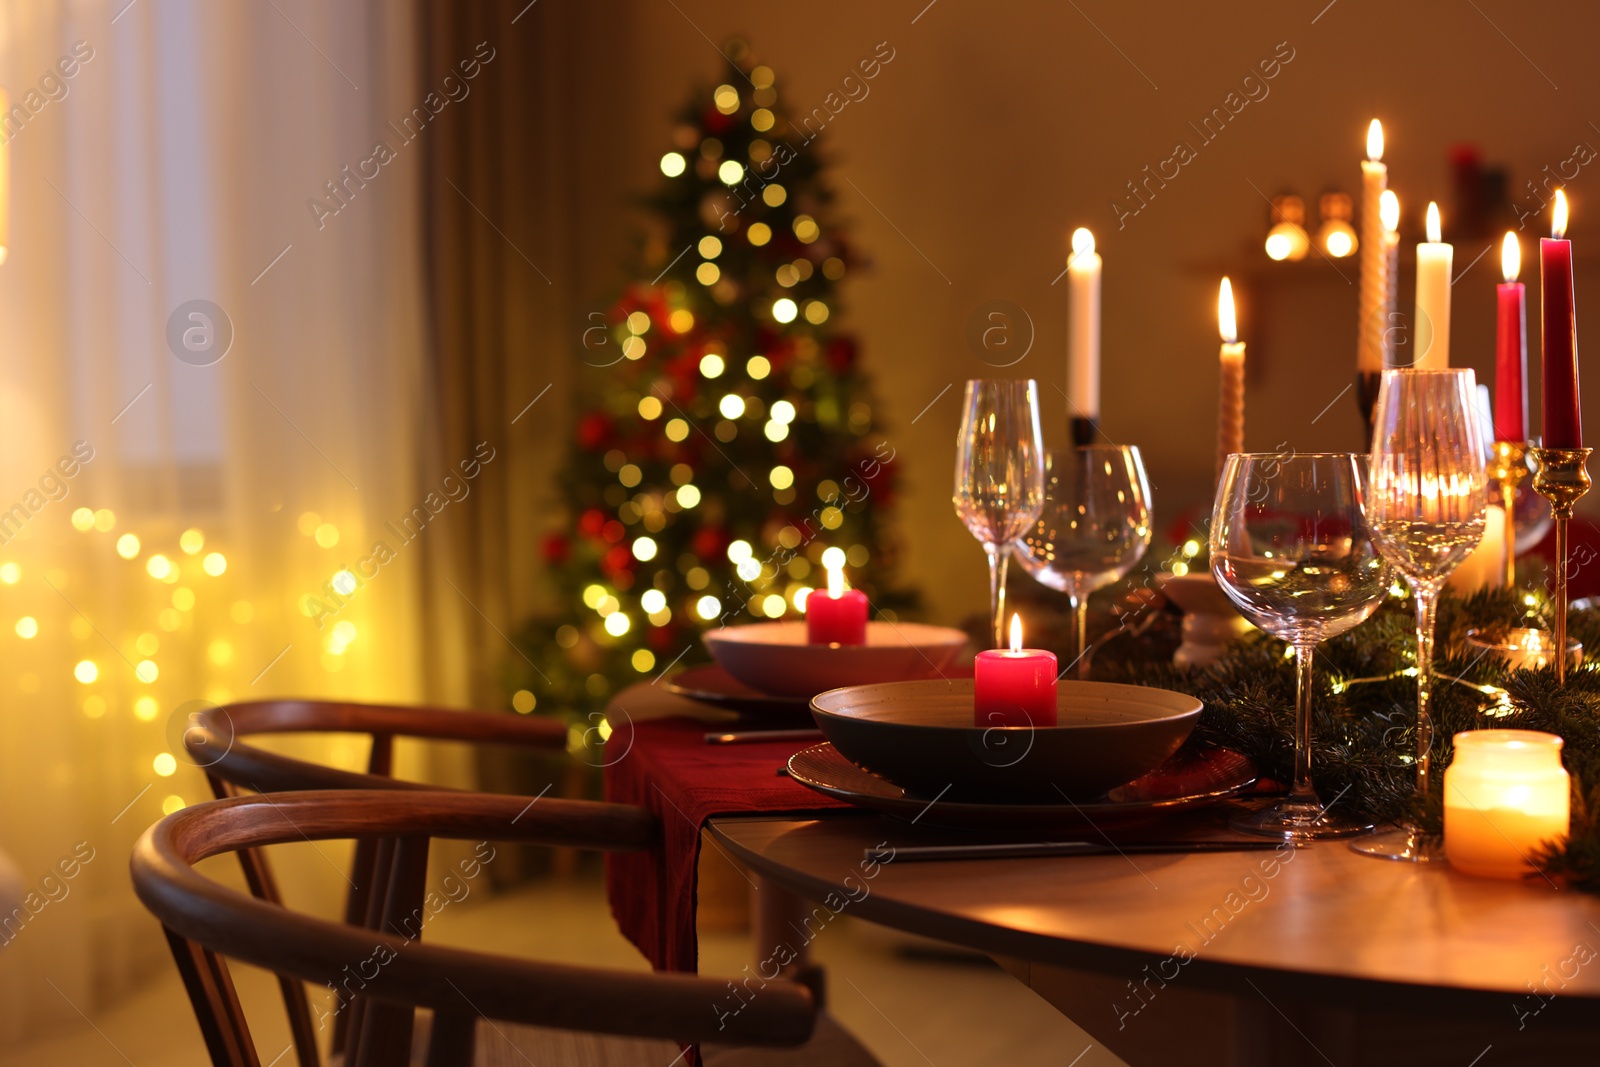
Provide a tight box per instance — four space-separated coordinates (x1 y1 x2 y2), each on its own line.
131 789 816 1067
180 700 569 1065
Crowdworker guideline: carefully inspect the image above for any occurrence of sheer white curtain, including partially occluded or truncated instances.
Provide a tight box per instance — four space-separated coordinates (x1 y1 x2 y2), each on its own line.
0 0 441 1041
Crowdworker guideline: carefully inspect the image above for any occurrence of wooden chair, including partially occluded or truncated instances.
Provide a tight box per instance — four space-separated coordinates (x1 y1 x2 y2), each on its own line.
132 789 883 1067
182 700 571 1060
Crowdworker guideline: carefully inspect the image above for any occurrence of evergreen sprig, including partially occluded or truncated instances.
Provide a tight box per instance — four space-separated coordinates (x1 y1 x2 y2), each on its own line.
1099 585 1600 893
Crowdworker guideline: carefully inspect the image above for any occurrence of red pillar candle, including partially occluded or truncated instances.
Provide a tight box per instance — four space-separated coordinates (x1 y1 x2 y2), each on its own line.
974 615 1058 727
1495 232 1528 442
1541 190 1582 449
805 562 867 645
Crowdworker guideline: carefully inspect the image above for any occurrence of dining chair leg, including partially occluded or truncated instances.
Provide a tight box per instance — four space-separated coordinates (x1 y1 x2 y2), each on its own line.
163 928 262 1067
353 836 430 1067
423 1010 476 1067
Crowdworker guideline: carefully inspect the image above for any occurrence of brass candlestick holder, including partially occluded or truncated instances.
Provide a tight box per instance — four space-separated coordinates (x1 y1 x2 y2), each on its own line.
1488 440 1529 588
1531 446 1593 684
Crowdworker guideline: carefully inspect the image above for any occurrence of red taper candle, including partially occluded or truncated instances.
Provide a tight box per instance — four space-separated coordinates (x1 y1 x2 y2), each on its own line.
1495 232 1527 442
1541 190 1582 448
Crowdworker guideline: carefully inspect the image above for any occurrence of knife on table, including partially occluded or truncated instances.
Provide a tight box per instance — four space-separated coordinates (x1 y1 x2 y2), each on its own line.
865 839 1291 863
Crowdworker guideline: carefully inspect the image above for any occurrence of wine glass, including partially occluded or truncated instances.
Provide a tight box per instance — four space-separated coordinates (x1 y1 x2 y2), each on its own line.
1013 445 1152 677
1211 453 1387 839
954 380 1046 648
1353 368 1488 861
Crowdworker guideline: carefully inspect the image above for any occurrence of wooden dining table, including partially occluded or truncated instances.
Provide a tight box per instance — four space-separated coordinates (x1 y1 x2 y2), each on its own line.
607 679 1600 1065
709 811 1600 1066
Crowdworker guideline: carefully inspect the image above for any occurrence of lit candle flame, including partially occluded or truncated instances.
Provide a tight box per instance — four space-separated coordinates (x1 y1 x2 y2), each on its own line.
1501 231 1521 283
827 560 844 599
1008 613 1023 653
1071 227 1095 260
1554 189 1569 239
1379 190 1399 234
1218 277 1237 344
1366 119 1384 162
1426 202 1442 244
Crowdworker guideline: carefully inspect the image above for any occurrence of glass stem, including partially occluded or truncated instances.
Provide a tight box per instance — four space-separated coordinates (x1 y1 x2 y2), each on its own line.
985 543 1011 649
1412 584 1439 799
1071 589 1090 680
1289 642 1318 803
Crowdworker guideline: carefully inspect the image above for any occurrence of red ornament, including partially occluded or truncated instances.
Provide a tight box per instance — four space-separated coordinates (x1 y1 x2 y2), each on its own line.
578 509 608 539
541 533 571 564
602 520 626 544
825 337 858 374
577 413 614 451
601 544 634 577
691 526 727 561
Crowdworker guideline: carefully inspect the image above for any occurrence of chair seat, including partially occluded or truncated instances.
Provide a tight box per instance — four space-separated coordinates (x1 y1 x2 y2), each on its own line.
339 1010 882 1066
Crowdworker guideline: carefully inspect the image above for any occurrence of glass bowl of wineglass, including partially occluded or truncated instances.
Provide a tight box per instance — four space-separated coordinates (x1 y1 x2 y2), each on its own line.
1211 452 1387 840
1013 445 1152 677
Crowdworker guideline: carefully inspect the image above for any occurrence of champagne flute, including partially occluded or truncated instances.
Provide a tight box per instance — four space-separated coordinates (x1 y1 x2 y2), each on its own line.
954 380 1046 648
1353 368 1488 861
1211 453 1387 839
1013 445 1152 677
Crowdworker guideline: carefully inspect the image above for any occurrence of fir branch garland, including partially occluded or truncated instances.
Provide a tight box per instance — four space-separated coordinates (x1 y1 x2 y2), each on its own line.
1099 585 1600 894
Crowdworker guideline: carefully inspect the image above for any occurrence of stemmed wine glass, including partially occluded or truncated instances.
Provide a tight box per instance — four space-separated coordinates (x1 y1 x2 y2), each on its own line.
1211 453 1387 839
954 380 1046 648
1013 445 1153 676
1353 368 1488 861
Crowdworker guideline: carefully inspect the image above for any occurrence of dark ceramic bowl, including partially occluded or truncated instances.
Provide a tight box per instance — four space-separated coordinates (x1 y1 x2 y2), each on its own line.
810 678 1203 800
703 621 968 699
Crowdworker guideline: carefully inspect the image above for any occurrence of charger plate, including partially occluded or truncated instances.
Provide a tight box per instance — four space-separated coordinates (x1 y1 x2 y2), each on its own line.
787 742 1257 832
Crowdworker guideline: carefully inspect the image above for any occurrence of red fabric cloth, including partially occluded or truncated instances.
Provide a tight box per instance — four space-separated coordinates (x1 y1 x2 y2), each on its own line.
604 716 846 974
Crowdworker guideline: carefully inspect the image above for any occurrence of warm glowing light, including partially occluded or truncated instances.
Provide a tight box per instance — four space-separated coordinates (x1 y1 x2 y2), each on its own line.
747 355 771 379
116 534 140 559
604 612 630 637
315 523 340 548
821 546 846 571
638 396 663 419
1554 189 1569 238
827 561 844 599
135 633 159 656
1426 202 1441 244
1008 613 1024 653
134 696 159 721
153 753 177 777
332 570 357 596
770 399 797 424
640 589 667 613
71 508 94 531
769 465 794 490
0 563 17 585
512 689 537 713
207 640 233 666
93 509 115 532
772 298 798 323
1264 232 1292 261
747 222 772 246
172 587 195 611
719 393 746 419
14 617 36 639
179 528 205 554
632 536 658 561
718 160 745 185
676 483 701 508
1379 190 1399 233
1325 230 1354 257
660 152 686 177
161 795 186 815
203 552 227 576
74 660 98 684
632 648 657 671
627 310 651 334
146 554 173 580
1502 232 1521 283
136 660 159 683
695 595 721 620
1217 277 1237 343
1366 118 1383 162
1070 227 1095 260
698 235 722 258
728 540 754 564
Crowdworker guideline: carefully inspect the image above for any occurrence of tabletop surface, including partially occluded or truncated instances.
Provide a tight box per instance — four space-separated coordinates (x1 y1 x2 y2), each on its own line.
709 812 1600 1012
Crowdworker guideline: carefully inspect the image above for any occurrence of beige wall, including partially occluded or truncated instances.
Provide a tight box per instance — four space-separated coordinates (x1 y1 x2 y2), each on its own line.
542 0 1600 625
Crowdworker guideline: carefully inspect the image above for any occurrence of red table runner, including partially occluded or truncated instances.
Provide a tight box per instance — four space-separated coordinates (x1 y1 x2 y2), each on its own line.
604 715 847 973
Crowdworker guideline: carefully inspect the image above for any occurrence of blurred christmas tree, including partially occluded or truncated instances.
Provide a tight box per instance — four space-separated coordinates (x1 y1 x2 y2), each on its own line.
514 42 918 721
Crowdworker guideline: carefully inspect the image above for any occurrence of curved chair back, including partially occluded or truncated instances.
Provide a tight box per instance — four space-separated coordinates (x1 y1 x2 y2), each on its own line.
131 789 816 1067
180 700 568 1064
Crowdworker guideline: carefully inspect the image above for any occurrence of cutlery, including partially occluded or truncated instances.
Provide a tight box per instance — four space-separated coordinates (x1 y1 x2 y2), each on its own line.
865 839 1290 863
705 728 824 745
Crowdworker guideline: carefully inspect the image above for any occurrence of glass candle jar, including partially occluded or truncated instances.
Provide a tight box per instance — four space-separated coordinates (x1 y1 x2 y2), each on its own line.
1444 730 1569 879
